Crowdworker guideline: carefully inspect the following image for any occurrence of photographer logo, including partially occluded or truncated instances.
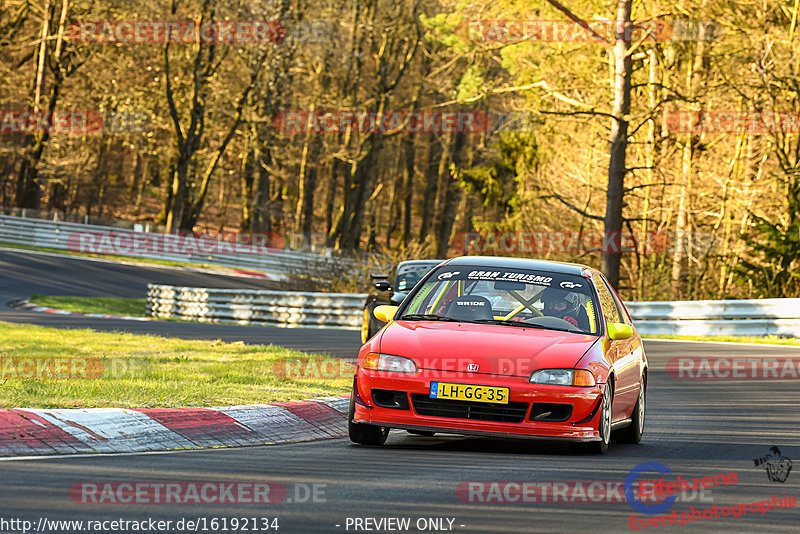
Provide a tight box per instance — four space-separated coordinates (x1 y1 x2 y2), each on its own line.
753 447 792 483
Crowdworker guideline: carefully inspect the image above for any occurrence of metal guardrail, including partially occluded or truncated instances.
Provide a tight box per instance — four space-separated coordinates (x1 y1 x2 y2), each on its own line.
147 284 368 330
626 299 800 337
0 214 354 280
0 206 167 232
148 283 800 337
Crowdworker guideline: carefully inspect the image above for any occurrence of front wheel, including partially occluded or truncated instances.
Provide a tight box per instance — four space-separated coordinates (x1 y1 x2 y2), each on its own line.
618 378 645 444
588 383 612 454
348 389 389 446
360 306 378 344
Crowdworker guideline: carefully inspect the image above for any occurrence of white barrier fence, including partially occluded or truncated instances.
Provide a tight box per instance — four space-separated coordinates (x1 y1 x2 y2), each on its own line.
147 284 800 337
0 214 354 280
147 285 368 329
626 299 800 337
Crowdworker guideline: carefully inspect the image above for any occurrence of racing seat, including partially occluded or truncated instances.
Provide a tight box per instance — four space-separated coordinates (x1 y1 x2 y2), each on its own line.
444 295 494 321
570 303 591 331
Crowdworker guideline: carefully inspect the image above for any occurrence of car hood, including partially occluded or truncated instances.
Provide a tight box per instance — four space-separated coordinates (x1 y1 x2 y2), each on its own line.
379 321 599 377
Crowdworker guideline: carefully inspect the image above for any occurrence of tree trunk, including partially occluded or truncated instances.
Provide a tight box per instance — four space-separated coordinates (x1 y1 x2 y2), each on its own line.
324 158 338 238
295 137 321 246
295 117 321 244
384 146 403 249
250 148 273 234
418 137 443 244
133 156 151 218
434 131 467 257
601 0 632 290
670 15 709 299
400 133 415 248
15 0 67 210
240 131 256 231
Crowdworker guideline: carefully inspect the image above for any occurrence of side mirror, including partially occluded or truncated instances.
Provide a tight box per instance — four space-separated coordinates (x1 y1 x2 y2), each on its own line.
370 273 389 280
373 281 392 291
374 305 399 323
607 322 633 340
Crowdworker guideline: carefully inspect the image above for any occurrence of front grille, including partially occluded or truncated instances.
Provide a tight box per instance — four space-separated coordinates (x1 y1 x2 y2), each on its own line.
411 394 529 423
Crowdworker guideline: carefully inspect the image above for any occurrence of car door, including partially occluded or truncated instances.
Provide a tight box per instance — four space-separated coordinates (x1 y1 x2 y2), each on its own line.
607 283 644 413
592 273 636 421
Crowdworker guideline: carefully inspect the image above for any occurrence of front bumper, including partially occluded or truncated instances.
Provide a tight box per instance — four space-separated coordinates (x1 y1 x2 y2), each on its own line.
353 368 604 442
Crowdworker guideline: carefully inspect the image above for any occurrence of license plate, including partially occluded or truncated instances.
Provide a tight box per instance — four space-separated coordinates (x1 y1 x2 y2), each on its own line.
430 382 509 404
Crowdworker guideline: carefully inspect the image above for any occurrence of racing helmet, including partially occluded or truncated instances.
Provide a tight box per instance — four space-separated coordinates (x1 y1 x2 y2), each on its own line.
540 287 581 317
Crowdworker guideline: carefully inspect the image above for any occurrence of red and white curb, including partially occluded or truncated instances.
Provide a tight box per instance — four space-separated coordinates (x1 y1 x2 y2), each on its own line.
11 299 154 322
0 396 349 457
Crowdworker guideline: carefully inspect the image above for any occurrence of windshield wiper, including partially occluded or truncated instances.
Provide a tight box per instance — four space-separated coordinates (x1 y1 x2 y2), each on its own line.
398 314 461 322
471 318 538 328
471 319 582 333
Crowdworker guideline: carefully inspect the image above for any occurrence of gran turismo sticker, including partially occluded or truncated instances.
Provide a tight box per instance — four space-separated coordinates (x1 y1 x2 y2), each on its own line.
467 270 553 285
437 271 460 280
560 281 582 289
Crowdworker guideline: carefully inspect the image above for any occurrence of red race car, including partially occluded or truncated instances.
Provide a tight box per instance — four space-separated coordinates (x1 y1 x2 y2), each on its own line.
348 256 647 453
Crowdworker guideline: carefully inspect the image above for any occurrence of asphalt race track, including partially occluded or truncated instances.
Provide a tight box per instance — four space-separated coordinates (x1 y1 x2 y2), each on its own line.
0 249 360 357
1 340 799 533
1 248 799 533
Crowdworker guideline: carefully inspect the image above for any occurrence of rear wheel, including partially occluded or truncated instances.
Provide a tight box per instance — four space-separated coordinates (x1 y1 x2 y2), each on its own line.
348 389 389 446
618 377 645 444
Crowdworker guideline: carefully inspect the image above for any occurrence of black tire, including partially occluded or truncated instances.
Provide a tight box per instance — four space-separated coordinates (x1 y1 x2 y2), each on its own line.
618 377 645 444
348 389 389 446
360 306 379 344
587 382 612 454
407 430 435 437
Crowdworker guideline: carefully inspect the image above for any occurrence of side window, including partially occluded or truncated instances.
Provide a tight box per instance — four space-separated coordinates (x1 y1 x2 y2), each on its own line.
592 274 620 324
609 286 632 325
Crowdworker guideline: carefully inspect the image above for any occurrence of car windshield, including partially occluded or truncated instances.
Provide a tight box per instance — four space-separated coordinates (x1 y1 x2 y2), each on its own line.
398 266 599 335
394 263 439 292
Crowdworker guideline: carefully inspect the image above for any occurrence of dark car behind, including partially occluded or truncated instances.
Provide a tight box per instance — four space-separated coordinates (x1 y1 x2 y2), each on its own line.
361 259 442 343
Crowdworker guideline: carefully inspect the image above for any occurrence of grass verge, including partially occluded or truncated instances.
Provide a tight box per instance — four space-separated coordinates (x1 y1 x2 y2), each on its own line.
0 321 351 408
645 334 800 346
29 295 147 317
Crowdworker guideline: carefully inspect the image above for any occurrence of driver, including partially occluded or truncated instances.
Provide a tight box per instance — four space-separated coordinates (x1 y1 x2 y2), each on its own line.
540 288 588 330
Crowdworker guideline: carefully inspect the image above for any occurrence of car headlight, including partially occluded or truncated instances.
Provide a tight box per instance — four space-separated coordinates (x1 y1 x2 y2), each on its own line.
361 353 417 373
530 369 596 386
